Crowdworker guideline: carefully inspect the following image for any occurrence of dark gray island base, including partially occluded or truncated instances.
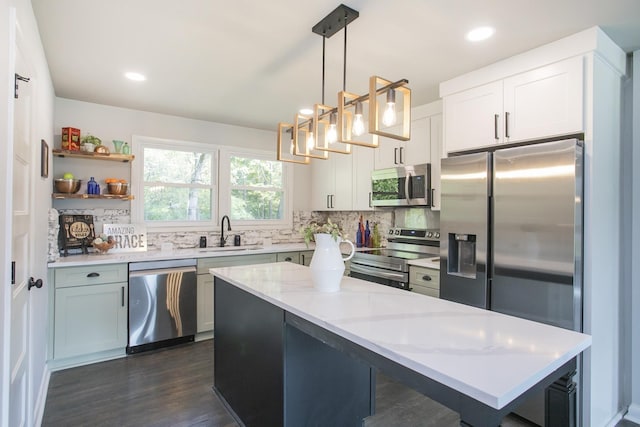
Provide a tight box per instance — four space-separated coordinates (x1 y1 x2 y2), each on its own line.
212 277 579 427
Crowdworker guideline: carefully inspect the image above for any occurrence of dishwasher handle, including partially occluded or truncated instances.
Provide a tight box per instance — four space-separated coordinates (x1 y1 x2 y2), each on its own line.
128 266 196 278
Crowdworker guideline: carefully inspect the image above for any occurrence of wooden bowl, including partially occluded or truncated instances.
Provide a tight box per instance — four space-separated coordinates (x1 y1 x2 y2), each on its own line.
92 240 115 254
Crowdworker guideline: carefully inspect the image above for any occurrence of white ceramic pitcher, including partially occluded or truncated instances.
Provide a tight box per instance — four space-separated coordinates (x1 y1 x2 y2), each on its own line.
309 233 355 292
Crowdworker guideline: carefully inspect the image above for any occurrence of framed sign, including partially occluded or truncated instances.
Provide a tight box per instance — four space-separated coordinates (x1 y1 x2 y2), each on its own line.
102 224 147 253
59 215 95 256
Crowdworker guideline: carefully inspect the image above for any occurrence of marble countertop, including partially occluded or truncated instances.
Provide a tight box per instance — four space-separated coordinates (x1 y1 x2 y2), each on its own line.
48 243 313 268
407 257 440 269
209 262 591 410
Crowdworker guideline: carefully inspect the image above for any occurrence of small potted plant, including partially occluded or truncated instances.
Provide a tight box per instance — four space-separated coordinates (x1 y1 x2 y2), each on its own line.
301 218 346 246
80 134 102 152
300 219 354 292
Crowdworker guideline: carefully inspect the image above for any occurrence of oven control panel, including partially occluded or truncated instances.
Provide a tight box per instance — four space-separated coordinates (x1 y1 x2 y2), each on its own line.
388 228 440 243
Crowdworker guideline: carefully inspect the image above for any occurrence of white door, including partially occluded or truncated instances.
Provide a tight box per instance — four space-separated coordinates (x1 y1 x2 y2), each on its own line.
502 56 584 142
403 116 430 166
443 80 503 153
311 157 334 211
10 42 35 427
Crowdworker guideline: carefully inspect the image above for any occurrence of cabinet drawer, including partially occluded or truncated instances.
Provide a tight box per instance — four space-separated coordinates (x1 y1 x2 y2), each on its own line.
299 251 314 266
409 267 440 290
54 264 128 288
276 252 300 264
411 284 439 298
197 253 277 273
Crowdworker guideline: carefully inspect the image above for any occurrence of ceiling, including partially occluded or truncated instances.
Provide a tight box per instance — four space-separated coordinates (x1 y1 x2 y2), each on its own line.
32 0 640 132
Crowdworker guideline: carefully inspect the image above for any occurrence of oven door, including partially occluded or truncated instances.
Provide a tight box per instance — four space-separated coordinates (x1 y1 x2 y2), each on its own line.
349 263 410 290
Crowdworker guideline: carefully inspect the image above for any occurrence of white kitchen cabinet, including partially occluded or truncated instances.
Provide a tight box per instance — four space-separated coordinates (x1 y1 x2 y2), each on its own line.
409 265 440 298
53 264 128 360
197 274 214 333
352 145 375 211
429 113 443 211
443 56 584 154
311 152 353 211
375 117 430 169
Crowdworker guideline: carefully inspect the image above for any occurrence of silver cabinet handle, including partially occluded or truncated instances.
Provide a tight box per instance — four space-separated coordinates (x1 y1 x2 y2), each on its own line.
494 114 499 140
394 147 398 164
331 195 335 209
368 192 372 208
121 286 125 307
326 194 330 209
399 147 404 164
505 111 510 139
422 275 432 281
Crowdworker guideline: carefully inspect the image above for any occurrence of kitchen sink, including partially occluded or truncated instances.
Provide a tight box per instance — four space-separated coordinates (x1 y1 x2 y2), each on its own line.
198 245 263 253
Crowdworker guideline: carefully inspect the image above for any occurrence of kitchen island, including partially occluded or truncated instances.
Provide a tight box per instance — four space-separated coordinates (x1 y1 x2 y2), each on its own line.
210 262 591 427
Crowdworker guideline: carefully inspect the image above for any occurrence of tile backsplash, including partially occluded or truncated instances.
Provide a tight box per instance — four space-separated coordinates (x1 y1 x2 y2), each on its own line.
48 208 394 262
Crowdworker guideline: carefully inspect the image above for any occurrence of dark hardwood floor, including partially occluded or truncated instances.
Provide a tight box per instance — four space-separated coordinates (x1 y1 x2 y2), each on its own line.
43 340 639 427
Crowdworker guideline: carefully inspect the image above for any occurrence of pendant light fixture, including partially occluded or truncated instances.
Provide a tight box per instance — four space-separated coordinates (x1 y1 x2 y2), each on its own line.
277 4 412 164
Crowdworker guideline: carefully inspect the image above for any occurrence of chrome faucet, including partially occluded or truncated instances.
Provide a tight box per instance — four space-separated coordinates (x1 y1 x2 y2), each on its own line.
220 215 231 247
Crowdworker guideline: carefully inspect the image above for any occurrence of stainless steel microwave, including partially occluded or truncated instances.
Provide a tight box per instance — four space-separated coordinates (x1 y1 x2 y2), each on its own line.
371 164 432 207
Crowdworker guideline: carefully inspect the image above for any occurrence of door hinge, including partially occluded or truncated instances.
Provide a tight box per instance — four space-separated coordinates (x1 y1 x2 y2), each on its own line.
11 261 15 285
14 73 30 99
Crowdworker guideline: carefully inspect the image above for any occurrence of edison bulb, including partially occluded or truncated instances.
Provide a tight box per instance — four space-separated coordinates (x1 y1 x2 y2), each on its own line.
306 132 315 150
327 124 338 144
352 114 365 136
382 102 397 127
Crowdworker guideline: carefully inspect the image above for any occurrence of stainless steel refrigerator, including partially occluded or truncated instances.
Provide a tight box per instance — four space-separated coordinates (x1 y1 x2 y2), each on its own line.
440 137 583 330
440 137 583 425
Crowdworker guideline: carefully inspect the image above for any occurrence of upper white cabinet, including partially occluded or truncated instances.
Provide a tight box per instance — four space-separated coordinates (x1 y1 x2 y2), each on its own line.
443 56 584 154
375 117 430 169
311 152 353 211
352 145 375 211
429 113 443 211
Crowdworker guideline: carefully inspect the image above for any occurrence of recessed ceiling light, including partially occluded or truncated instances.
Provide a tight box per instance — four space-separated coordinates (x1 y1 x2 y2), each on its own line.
125 72 146 81
299 108 313 116
466 26 495 42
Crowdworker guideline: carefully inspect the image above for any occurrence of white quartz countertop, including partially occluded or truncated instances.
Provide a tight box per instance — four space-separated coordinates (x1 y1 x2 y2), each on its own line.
210 262 591 410
407 257 440 269
48 243 313 268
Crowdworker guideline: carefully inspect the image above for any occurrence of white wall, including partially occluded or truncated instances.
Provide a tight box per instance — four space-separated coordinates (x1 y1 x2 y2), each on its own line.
626 49 640 424
1 0 56 426
53 98 312 212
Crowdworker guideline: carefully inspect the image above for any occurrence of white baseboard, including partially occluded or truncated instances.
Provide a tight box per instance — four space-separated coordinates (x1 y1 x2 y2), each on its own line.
32 365 51 427
625 403 640 423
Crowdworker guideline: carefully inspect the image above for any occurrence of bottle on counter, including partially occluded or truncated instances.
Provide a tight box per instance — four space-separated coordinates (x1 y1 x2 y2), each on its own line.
87 177 97 195
355 221 363 248
371 223 381 248
365 220 371 247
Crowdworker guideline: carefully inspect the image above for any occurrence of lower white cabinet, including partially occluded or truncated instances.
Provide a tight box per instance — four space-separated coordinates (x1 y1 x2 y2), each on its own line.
53 264 128 360
409 266 440 298
197 274 214 333
197 253 278 333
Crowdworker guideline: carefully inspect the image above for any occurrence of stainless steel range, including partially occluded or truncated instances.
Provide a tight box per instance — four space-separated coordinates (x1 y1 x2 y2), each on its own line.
350 228 440 290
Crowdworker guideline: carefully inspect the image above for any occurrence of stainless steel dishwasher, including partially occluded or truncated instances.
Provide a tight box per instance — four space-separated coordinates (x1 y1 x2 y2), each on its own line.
127 259 197 354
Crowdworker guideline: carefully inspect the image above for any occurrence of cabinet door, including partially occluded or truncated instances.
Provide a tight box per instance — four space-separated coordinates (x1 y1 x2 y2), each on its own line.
503 56 583 142
352 145 374 211
403 116 430 166
54 282 127 359
374 124 402 169
429 114 443 211
197 274 214 333
443 81 503 153
332 153 353 210
311 157 335 211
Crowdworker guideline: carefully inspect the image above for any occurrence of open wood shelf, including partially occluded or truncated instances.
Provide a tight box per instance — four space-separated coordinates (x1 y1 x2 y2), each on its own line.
53 149 134 163
52 193 134 201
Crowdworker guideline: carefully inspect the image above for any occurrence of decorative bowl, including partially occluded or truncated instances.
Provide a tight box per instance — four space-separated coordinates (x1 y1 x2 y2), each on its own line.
54 178 82 194
94 145 110 154
107 182 128 195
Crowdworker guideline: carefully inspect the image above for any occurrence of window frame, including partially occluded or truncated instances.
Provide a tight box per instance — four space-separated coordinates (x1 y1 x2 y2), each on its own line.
218 147 293 229
131 135 219 232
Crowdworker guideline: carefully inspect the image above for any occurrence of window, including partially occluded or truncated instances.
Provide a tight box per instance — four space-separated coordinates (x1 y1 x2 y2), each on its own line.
219 149 292 227
132 136 217 229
